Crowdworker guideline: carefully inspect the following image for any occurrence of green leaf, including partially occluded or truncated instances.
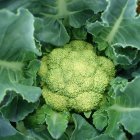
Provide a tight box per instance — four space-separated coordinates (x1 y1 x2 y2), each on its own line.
35 17 70 46
0 95 39 122
84 111 92 118
25 129 54 140
132 68 140 78
0 8 40 55
0 0 30 12
87 0 140 49
0 0 107 46
71 114 98 140
106 76 140 138
0 8 41 85
26 105 70 139
70 27 87 40
25 59 41 84
0 115 17 137
45 106 69 139
85 0 108 14
0 84 41 103
24 128 68 140
34 0 107 46
92 109 108 131
112 46 139 65
0 114 34 140
0 8 41 121
89 134 114 140
109 77 128 98
33 0 107 27
106 45 140 67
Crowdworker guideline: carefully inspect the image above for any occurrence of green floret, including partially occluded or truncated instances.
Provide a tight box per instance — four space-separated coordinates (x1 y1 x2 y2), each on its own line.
42 87 68 111
39 40 115 112
38 56 48 80
70 92 103 112
25 105 48 127
98 56 115 80
25 104 70 128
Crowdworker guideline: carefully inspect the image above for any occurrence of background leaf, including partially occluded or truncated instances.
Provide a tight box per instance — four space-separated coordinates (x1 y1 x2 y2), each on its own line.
45 106 69 139
89 134 114 140
105 45 140 68
92 109 108 131
106 76 140 138
71 114 98 140
0 114 34 140
0 94 39 122
33 0 107 46
35 17 70 46
0 0 107 46
25 105 69 139
0 8 41 121
0 8 40 55
87 0 140 50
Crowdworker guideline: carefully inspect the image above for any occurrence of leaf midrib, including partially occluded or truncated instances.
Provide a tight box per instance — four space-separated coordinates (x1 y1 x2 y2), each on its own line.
110 104 140 112
0 60 24 71
105 1 128 44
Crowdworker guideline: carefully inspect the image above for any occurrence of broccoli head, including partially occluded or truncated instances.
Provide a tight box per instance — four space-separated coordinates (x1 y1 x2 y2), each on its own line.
39 40 115 112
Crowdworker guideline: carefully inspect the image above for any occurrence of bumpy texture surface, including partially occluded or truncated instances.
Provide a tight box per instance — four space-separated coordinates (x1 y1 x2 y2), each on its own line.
39 40 115 112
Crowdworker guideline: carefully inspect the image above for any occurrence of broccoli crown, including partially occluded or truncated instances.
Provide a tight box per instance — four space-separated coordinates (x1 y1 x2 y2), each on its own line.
39 40 115 112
